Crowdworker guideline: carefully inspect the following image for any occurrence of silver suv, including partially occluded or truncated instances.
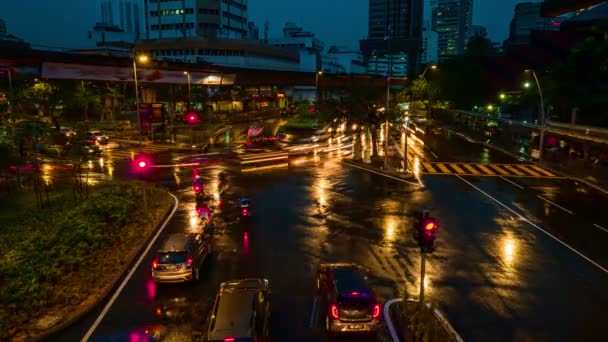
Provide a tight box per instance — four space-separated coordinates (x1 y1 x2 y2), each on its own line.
151 232 212 283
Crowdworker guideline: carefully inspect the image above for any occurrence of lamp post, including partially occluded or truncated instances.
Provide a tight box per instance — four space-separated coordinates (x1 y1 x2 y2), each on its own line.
133 53 149 146
2 67 13 138
184 71 192 112
525 69 545 161
384 27 393 170
315 70 322 127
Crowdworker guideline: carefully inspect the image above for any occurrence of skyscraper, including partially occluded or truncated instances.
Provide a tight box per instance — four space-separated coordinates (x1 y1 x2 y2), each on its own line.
421 20 438 64
507 2 560 45
431 0 473 61
360 0 424 77
145 0 248 40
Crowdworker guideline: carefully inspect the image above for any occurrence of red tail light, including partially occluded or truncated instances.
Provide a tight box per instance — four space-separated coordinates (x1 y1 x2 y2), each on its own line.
372 304 381 319
330 304 339 319
224 337 235 342
187 257 193 267
194 185 201 192
152 260 158 269
424 222 436 230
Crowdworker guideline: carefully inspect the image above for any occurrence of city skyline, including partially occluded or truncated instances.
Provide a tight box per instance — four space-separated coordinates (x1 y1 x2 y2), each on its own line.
3 0 539 50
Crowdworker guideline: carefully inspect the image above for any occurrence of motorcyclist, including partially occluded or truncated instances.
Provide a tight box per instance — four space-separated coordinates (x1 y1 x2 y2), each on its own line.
193 174 204 195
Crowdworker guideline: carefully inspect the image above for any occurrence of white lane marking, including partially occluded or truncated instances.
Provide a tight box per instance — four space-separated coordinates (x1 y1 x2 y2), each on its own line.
456 175 607 274
499 176 524 189
81 192 180 342
537 195 574 215
593 223 608 233
309 296 319 328
384 298 403 342
343 161 424 188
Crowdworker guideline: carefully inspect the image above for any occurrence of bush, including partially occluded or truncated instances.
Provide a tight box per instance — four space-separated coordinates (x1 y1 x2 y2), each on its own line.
0 182 159 339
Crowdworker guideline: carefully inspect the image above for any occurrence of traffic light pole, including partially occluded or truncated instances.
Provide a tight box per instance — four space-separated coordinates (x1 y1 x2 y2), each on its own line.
419 251 426 308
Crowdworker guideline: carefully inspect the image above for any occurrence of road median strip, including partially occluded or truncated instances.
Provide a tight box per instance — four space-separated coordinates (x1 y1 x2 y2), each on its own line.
24 188 178 342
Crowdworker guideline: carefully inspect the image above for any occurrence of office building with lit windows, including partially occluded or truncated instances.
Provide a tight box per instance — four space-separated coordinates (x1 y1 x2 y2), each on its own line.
431 0 473 61
360 0 424 77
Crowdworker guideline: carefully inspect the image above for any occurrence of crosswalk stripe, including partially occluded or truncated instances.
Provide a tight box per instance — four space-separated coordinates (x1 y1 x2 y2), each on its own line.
531 165 557 177
449 164 466 174
503 165 526 176
516 165 541 177
422 163 437 173
462 164 481 175
488 164 511 176
477 164 496 175
436 163 451 173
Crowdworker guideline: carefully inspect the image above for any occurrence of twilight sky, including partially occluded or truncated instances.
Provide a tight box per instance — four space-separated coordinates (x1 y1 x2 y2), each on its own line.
2 0 540 50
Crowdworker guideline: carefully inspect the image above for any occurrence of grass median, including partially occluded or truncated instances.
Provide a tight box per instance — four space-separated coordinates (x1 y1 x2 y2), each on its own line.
0 182 172 341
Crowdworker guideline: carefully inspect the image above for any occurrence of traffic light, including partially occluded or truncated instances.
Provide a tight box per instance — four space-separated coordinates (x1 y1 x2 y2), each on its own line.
133 155 151 173
416 217 438 252
186 112 198 125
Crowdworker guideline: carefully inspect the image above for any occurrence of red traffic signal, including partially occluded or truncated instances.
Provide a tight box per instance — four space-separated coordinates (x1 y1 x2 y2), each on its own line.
186 112 198 125
424 221 436 231
133 155 151 172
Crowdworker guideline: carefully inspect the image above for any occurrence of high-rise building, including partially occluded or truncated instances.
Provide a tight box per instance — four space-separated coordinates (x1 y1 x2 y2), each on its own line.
431 0 473 61
470 24 487 38
507 2 561 45
421 20 438 64
88 0 142 50
145 0 248 40
360 0 424 77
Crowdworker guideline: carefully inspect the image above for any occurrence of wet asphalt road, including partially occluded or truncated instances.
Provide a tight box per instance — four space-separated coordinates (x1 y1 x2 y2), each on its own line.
49 126 608 342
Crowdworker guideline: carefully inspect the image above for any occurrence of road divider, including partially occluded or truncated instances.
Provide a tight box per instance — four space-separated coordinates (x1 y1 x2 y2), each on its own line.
537 195 574 215
80 192 179 342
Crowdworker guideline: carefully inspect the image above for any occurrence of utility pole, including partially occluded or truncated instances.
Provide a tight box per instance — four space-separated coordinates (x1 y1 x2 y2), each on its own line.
384 26 392 170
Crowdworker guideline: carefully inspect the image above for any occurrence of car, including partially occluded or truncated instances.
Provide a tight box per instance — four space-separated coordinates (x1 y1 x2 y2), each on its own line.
151 232 212 283
87 131 109 145
317 263 382 335
207 278 271 342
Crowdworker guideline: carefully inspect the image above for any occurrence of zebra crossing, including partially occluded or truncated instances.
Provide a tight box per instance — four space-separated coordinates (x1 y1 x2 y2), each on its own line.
421 162 562 178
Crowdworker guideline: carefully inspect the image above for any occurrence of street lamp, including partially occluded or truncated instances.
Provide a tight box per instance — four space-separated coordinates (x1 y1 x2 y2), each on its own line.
133 52 150 146
499 93 506 100
524 69 545 161
487 104 494 111
1 67 13 138
315 70 322 126
184 71 192 112
523 81 532 89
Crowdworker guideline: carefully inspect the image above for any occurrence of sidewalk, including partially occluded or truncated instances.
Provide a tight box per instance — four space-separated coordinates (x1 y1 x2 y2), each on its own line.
443 124 608 195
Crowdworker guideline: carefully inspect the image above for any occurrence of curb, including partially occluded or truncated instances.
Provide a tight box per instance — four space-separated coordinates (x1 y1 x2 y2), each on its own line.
342 159 424 188
384 298 464 342
384 298 403 342
28 189 178 342
447 129 608 196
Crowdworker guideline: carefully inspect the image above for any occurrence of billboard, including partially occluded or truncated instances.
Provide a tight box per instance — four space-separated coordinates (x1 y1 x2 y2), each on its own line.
41 62 236 85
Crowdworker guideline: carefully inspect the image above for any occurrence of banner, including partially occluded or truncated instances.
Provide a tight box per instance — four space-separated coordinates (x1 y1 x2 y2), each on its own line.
41 62 235 85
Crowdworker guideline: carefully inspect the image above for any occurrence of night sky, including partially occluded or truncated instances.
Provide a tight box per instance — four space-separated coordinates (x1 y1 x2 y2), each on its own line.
3 0 540 50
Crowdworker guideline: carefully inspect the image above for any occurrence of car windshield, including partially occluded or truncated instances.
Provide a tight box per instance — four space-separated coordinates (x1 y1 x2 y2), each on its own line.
156 252 187 264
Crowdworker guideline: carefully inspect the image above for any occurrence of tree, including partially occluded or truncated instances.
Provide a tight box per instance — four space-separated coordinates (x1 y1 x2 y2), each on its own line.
21 80 59 117
73 81 102 121
543 36 608 126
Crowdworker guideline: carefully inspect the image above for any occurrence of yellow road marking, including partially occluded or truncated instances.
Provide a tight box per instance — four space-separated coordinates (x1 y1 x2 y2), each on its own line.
242 163 289 173
462 164 481 175
423 163 438 173
436 163 452 173
488 164 511 176
531 165 557 177
477 164 496 175
516 165 541 177
449 164 466 174
503 165 525 176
